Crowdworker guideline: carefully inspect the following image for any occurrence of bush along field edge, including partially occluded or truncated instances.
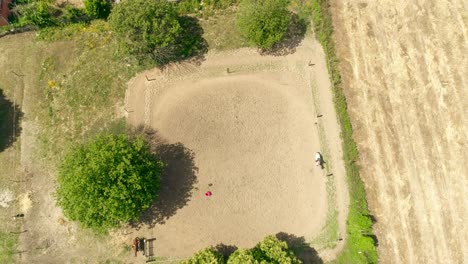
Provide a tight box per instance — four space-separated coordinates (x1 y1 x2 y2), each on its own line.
310 0 379 263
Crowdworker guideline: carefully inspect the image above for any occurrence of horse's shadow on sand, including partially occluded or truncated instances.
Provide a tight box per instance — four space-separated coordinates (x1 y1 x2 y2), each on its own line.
130 127 198 229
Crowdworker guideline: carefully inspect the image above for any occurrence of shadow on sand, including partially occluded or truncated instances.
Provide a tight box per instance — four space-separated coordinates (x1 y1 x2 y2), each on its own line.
276 232 323 264
130 126 198 229
0 89 23 152
215 243 239 259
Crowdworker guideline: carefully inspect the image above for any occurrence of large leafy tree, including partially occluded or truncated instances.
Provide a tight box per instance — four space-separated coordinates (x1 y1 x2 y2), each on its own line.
181 248 224 264
236 0 292 49
191 236 300 263
227 248 257 264
109 0 188 64
56 134 163 232
251 236 301 263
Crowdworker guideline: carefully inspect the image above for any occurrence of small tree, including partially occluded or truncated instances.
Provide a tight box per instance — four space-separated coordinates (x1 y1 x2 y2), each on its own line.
181 248 224 264
236 0 292 49
251 235 301 263
227 248 257 264
56 134 163 232
16 0 57 28
84 0 112 19
109 0 183 64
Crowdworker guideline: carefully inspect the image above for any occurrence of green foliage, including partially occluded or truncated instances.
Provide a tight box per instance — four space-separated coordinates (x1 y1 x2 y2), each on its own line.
186 237 301 263
56 134 163 232
227 248 257 264
60 5 87 24
84 0 112 19
8 0 88 28
251 236 301 264
236 0 292 49
109 0 184 64
309 0 378 263
15 0 57 28
181 247 224 264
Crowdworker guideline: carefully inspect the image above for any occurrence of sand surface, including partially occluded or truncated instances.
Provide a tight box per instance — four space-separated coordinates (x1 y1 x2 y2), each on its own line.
125 36 348 259
331 1 468 263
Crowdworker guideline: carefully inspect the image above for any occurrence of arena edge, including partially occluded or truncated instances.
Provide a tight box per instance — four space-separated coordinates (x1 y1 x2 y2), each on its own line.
309 0 378 263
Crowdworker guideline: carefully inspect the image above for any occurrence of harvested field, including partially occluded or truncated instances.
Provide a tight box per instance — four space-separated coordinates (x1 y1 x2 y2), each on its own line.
125 36 349 260
331 1 468 263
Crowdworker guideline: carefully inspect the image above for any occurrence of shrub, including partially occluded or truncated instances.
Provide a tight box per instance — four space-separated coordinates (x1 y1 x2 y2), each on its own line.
84 0 112 19
60 5 86 24
236 0 291 49
251 235 301 263
227 248 257 264
109 0 184 64
181 248 224 264
56 134 163 232
15 0 57 28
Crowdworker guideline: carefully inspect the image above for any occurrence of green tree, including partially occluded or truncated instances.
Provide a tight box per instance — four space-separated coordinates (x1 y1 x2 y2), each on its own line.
109 0 187 64
251 236 301 263
236 0 292 49
181 248 224 264
84 0 112 19
56 134 163 232
227 248 257 264
16 0 56 28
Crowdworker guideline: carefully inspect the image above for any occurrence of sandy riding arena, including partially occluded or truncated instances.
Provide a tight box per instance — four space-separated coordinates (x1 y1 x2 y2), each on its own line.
331 1 468 263
125 36 348 259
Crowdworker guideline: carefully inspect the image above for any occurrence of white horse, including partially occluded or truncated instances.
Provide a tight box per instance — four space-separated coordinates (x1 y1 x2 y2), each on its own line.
315 152 323 168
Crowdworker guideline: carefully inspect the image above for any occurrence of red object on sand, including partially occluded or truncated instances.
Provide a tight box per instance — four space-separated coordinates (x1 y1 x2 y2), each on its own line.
205 191 212 197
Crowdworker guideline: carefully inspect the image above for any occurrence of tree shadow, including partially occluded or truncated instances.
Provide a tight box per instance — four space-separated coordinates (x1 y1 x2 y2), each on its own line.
149 16 209 68
177 15 209 65
129 126 198 229
362 213 378 224
276 232 323 264
215 244 238 259
261 13 307 56
0 89 22 152
363 233 379 247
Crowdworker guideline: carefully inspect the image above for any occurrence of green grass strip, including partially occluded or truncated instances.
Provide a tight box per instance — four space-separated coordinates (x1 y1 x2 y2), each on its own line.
309 0 378 263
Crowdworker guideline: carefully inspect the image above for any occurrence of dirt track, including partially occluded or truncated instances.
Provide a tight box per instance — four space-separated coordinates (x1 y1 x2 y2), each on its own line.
331 1 467 263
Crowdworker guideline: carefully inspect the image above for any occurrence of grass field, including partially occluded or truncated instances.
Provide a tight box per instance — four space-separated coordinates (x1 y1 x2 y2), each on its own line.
0 21 140 262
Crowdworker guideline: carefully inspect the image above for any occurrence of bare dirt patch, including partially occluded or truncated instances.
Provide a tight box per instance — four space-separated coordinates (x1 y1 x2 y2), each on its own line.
331 1 468 263
124 35 348 261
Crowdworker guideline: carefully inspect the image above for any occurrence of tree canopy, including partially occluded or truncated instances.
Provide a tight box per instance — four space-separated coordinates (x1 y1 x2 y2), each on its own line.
227 248 257 264
109 0 204 65
56 134 163 232
251 235 301 263
236 0 292 49
181 248 224 264
187 236 301 263
84 0 112 19
14 0 57 28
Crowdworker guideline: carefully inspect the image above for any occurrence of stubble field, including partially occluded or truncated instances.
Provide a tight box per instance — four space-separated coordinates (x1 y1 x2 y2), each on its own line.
331 1 467 263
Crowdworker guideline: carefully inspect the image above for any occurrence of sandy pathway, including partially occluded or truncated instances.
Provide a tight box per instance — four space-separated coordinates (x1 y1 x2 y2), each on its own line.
331 1 468 263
